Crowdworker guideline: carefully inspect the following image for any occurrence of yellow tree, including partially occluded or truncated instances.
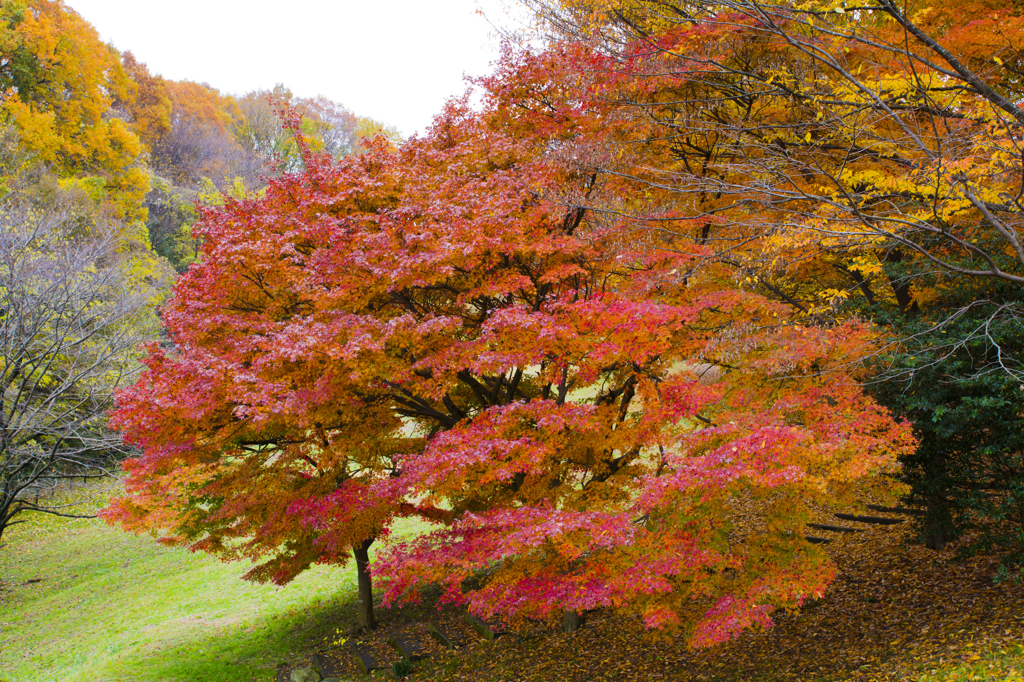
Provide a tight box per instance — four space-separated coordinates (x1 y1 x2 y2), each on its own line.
0 0 143 178
525 0 1024 320
523 0 1024 559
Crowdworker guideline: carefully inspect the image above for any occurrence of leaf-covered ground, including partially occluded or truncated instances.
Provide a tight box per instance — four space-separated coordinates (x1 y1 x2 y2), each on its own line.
296 518 1024 682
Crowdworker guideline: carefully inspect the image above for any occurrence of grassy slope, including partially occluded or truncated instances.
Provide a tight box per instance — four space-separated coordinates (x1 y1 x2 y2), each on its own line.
0 496 370 682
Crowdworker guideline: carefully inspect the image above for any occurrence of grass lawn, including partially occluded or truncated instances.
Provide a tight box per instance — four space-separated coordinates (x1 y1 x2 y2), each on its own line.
0 487 381 682
3 488 1024 682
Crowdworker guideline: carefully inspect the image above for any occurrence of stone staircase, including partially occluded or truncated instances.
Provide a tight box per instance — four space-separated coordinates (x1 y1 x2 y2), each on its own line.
803 504 924 544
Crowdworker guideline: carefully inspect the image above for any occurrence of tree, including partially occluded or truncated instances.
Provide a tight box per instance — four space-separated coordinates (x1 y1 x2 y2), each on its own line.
528 0 1023 301
871 289 1024 560
233 88 395 166
350 115 402 152
143 176 201 273
0 184 166 545
233 85 300 170
0 1 142 175
295 95 360 157
147 80 261 189
109 64 912 643
119 52 173 153
0 0 150 226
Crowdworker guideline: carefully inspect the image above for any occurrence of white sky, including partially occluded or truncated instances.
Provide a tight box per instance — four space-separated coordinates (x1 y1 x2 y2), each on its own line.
65 0 522 138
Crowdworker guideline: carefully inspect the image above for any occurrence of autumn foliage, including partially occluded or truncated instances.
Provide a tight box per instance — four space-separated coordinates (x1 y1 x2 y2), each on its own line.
526 0 1024 562
1 0 1020 664
107 39 916 643
0 0 138 176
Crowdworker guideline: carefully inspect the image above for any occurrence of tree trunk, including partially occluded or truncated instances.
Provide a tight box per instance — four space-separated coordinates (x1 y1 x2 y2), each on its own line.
883 249 920 316
562 609 583 633
925 497 952 551
353 537 376 631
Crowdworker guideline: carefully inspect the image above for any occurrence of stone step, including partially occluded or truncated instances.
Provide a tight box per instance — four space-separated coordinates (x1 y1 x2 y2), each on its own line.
834 513 904 525
312 652 343 678
866 504 926 517
287 664 326 682
389 635 429 662
806 522 862 533
427 622 455 649
347 643 383 675
805 535 833 544
466 613 505 641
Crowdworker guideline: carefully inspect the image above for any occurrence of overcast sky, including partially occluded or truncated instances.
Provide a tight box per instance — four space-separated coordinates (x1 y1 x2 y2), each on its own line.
65 1 521 138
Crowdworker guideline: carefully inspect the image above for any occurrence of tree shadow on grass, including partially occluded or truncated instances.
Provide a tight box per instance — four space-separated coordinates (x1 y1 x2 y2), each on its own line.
124 585 462 682
97 588 367 682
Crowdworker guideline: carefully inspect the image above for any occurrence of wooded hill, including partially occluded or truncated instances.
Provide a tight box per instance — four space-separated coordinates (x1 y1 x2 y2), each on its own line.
1 0 397 271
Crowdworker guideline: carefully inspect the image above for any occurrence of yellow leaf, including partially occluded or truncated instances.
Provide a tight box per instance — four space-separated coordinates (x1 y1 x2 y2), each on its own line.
994 56 1003 65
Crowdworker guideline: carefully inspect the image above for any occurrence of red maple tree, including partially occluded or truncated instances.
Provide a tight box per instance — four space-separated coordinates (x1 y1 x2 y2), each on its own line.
107 47 914 642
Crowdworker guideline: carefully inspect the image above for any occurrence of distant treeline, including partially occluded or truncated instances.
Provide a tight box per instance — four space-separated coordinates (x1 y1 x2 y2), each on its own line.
1 0 398 271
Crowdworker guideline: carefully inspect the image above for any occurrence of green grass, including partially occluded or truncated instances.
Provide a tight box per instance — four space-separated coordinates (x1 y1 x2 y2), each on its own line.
0 489 427 682
915 644 1024 682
